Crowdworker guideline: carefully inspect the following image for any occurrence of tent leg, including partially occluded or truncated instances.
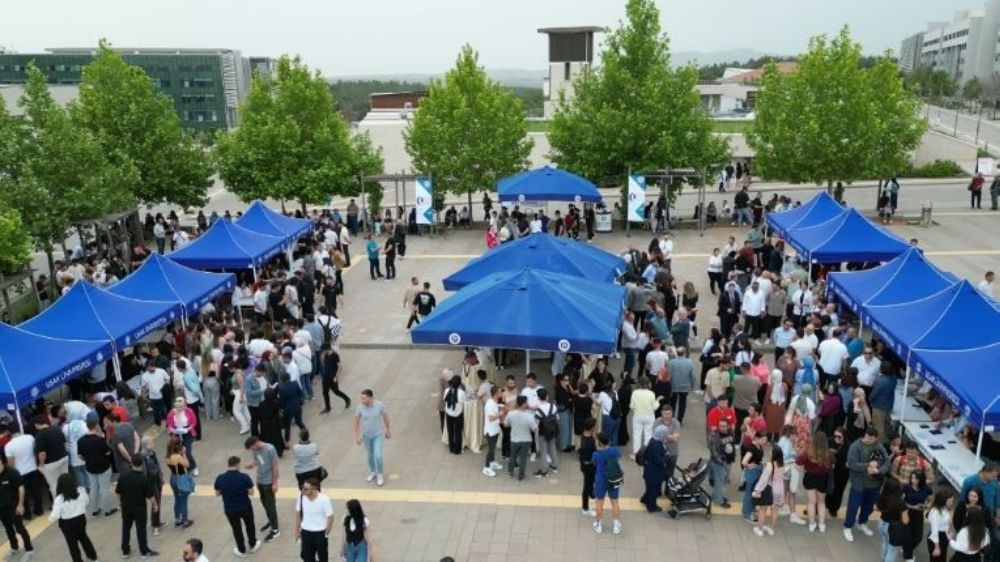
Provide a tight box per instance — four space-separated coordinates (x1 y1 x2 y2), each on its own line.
807 261 813 287
978 426 986 458
899 360 911 422
12 402 23 433
236 302 245 333
112 353 123 384
253 267 259 283
525 350 530 376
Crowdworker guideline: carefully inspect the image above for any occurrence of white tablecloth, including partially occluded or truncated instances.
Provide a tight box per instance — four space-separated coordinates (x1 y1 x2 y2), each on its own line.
892 385 932 423
901 420 983 489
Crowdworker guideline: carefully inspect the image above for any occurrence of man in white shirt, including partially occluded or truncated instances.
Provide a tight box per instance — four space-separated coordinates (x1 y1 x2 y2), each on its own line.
851 348 882 391
644 338 669 379
482 386 503 477
293 478 334 560
4 428 43 518
247 333 276 359
741 281 767 341
252 284 270 324
520 373 543 411
621 312 640 378
629 378 657 456
529 215 542 233
153 220 166 254
323 227 339 251
281 350 301 383
978 271 995 299
172 229 190 249
658 233 675 267
816 328 850 387
789 330 816 361
141 362 171 427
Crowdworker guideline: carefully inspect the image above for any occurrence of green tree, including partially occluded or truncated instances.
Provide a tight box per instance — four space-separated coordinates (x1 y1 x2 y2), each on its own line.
404 45 533 213
4 64 136 287
0 209 31 276
71 40 212 209
216 55 361 211
963 76 983 104
548 0 729 204
747 26 926 189
352 131 386 217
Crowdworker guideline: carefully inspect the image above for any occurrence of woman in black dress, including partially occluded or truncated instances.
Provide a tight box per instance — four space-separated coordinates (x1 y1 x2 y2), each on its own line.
572 382 593 449
258 388 286 457
825 426 851 518
616 375 633 447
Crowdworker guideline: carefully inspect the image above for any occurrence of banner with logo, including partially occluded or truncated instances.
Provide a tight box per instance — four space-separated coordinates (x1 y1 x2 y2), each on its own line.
627 174 646 222
415 177 433 225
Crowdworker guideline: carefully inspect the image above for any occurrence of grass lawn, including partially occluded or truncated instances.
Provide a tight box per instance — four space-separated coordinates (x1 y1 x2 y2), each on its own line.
526 119 751 134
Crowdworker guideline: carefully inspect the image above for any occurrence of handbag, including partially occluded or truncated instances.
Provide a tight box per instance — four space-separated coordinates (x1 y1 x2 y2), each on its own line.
175 473 196 494
319 466 329 481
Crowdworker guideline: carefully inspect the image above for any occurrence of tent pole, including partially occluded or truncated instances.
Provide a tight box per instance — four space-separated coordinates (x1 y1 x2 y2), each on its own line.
626 167 631 239
253 267 259 283
807 261 813 287
12 402 23 434
112 352 123 383
525 350 530 376
899 354 911 422
236 301 245 332
978 394 1000 458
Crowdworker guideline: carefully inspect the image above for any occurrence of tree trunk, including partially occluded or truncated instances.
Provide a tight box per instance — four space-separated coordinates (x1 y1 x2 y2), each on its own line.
826 179 833 194
467 191 473 226
45 246 58 298
280 199 287 214
130 208 144 249
300 200 308 215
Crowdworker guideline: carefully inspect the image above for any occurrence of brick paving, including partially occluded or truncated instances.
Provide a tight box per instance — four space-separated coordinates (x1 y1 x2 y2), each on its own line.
6 214 996 562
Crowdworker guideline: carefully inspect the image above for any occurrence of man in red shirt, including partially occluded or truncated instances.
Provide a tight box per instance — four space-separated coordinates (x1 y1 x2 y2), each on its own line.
707 396 737 434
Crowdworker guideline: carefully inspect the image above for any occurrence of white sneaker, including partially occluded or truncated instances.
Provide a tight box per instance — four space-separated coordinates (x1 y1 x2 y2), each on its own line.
694 389 704 395
819 524 826 533
858 523 874 537
482 467 496 477
366 473 376 483
530 453 537 462
592 520 603 534
612 520 622 535
249 541 262 554
753 527 764 537
843 528 854 542
191 468 199 477
490 462 503 470
582 509 595 517
764 526 774 536
233 547 247 558
789 513 807 525
809 523 817 532
376 475 385 487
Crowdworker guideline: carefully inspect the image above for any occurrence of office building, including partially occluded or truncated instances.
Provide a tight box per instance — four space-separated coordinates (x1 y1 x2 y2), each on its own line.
0 48 269 130
537 26 602 119
901 0 1000 84
899 32 925 74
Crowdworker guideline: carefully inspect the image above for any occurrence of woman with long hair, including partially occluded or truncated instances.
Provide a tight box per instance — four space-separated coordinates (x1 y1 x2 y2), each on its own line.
699 328 727 391
258 388 286 457
825 427 851 518
876 479 909 562
951 506 989 561
926 488 955 562
775 347 799 402
752 446 785 538
342 499 372 562
796 432 832 532
443 374 467 455
165 436 194 529
846 387 872 443
49 473 98 562
953 486 992 534
902 470 933 561
681 282 699 339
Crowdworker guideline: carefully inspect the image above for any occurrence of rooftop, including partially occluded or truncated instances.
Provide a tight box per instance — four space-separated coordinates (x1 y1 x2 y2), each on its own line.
720 62 797 84
537 26 603 34
45 47 239 56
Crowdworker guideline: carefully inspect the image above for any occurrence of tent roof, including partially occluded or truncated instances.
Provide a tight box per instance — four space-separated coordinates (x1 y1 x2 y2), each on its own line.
910 280 1000 351
786 208 911 263
235 201 312 245
108 254 236 316
0 323 111 408
167 219 285 270
912 341 1000 428
827 248 957 314
864 282 960 359
411 268 625 354
766 191 844 238
442 235 626 291
497 166 602 203
20 281 181 350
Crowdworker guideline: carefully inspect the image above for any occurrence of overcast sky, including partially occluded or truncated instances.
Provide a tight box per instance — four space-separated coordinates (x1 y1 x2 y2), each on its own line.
2 0 986 76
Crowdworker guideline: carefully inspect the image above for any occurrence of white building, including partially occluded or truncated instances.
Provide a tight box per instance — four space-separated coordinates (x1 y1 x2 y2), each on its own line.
537 26 602 119
904 0 1000 84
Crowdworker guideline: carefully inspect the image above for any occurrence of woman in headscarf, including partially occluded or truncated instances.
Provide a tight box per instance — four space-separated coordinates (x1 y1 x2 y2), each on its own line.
640 425 669 513
816 382 843 438
793 356 817 401
443 374 467 455
787 384 816 455
762 370 788 440
846 387 872 444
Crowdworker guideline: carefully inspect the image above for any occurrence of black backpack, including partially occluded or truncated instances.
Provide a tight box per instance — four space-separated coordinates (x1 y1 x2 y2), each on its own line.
609 392 622 419
605 454 624 487
634 444 647 466
538 404 559 440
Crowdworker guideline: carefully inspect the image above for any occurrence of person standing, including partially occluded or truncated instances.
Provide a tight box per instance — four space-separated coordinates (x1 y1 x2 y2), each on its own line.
708 418 736 508
482 386 503 477
629 378 656 459
153 218 166 254
165 437 194 529
403 277 422 330
141 361 171 427
342 499 372 562
319 342 351 414
591 433 624 535
382 234 397 280
842 427 890 542
4 425 43 520
578 418 597 516
393 218 407 259
668 348 695 425
597 382 622 448
640 425 668 513
50 474 98 562
115 454 159 559
77 418 116 518
978 271 996 299
294 478 334 562
244 436 281 543
504 396 536 481
353 390 391 487
717 282 742 340
214 456 262 557
533 388 559 477
166 397 199 477
0 458 34 560
364 235 382 280
990 175 1000 211
34 415 69 500
740 431 766 522
442 375 467 455
293 431 324 489
970 171 985 209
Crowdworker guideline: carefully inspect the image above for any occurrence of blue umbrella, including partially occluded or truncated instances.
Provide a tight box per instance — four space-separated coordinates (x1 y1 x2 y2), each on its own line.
412 268 625 355
497 166 602 203
442 234 625 290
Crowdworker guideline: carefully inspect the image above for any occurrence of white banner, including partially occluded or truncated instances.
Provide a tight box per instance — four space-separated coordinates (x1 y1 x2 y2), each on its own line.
627 174 646 222
978 157 995 176
415 177 433 225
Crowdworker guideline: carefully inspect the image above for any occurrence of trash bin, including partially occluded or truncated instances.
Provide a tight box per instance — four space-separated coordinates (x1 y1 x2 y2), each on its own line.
596 211 613 233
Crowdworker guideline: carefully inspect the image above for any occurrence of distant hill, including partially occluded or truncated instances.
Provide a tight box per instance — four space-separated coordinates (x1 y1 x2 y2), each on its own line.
330 68 546 89
672 49 776 68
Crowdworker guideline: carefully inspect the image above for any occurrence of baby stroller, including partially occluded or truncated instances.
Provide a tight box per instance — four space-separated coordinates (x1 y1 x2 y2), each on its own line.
664 458 713 520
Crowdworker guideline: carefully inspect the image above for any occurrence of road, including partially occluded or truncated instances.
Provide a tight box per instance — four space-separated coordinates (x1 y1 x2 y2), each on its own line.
925 104 1000 150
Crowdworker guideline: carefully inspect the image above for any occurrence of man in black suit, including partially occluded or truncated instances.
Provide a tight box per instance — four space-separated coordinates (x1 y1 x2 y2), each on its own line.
717 281 741 339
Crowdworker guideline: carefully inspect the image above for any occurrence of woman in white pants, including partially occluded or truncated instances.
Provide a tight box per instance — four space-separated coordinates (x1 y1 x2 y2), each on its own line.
232 369 251 435
202 369 222 421
629 378 657 457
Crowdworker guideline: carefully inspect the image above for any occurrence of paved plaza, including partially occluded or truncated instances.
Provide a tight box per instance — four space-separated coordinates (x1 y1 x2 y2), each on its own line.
5 186 1000 562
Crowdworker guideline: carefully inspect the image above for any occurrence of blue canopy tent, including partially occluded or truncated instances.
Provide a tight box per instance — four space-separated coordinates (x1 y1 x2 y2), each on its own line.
786 208 911 265
108 253 236 318
827 248 957 314
235 200 313 246
20 281 181 354
442 235 626 291
0 323 111 417
167 219 285 271
863 282 963 360
766 191 845 239
411 268 626 356
497 166 602 203
910 342 1000 455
